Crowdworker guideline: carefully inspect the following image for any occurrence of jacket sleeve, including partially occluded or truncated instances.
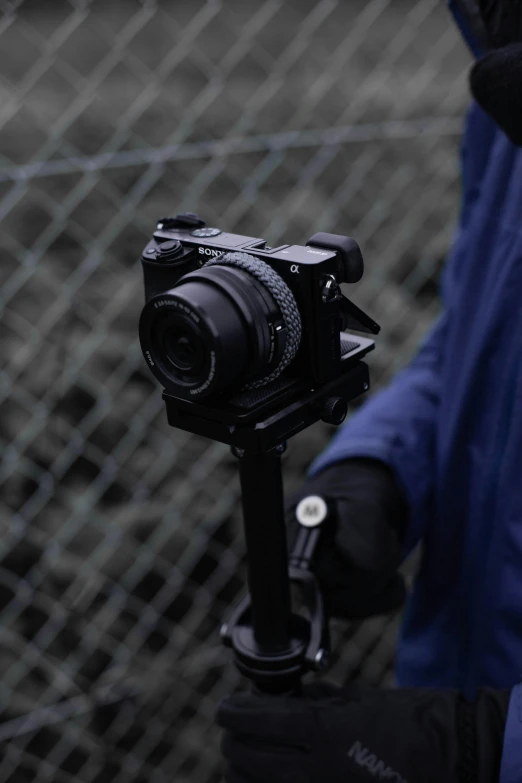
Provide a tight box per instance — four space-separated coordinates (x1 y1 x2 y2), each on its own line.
309 102 497 555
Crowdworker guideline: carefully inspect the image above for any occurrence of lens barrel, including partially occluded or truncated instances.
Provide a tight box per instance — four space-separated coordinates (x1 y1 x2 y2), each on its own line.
139 253 301 399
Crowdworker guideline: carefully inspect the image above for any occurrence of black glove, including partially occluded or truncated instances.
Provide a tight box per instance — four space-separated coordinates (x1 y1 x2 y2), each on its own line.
478 0 522 48
470 1 522 146
287 459 409 619
217 682 510 783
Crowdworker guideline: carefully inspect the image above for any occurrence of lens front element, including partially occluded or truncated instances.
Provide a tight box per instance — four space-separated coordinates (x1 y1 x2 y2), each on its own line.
162 320 205 375
139 252 301 400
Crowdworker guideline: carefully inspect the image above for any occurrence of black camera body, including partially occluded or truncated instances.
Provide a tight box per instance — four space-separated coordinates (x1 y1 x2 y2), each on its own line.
139 214 379 422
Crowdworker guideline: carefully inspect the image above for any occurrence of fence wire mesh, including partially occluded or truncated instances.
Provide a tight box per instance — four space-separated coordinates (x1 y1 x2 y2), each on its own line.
0 1 471 781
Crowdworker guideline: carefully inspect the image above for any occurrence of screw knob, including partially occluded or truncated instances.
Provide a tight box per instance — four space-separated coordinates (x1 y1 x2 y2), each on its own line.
320 396 348 425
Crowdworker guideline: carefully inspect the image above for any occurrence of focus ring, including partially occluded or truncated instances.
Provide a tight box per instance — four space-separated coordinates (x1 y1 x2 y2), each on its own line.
205 252 302 388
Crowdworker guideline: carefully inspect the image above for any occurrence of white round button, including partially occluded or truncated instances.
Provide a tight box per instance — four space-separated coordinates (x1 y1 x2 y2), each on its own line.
295 495 328 527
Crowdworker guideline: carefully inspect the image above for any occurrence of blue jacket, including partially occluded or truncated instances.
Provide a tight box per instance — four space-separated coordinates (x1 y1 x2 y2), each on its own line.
313 99 522 697
310 4 522 776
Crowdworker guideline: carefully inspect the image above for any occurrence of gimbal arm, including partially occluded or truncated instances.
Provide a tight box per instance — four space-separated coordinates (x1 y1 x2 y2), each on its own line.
221 445 330 694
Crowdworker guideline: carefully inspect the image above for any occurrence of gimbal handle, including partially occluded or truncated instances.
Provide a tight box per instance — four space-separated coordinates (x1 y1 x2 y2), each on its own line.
162 362 372 691
221 446 330 693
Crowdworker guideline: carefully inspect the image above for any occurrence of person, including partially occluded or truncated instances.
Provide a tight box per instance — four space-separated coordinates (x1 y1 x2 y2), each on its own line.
216 2 522 781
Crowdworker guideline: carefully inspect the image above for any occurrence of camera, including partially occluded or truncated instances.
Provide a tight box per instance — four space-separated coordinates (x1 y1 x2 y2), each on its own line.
139 213 379 411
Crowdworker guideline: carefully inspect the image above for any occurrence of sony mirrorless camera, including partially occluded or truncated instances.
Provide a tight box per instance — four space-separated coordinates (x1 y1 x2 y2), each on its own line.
139 213 379 410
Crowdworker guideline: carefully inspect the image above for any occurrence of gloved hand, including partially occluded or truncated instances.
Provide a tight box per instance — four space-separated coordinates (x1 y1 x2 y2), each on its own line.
217 682 510 783
470 1 522 145
478 0 522 47
287 458 409 619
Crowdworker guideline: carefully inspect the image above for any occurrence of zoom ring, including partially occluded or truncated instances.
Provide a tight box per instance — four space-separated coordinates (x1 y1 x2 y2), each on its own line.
205 252 302 389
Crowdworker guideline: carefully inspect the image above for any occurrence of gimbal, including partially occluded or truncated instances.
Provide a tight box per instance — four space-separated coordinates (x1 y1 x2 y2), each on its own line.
163 361 371 693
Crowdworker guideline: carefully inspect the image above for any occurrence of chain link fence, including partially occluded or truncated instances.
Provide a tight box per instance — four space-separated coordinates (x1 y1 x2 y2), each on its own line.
0 1 471 780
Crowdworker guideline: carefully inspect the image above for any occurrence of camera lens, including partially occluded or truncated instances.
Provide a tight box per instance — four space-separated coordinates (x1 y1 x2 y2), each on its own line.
139 252 301 400
162 323 204 374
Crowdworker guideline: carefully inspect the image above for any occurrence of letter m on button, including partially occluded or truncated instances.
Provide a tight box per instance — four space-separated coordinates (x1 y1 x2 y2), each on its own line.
295 495 328 528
